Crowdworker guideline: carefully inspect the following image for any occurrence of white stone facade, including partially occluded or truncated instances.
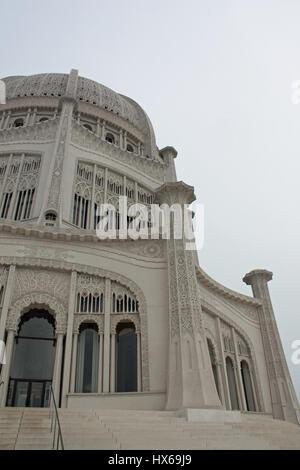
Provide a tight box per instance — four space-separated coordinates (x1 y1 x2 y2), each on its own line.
0 69 298 424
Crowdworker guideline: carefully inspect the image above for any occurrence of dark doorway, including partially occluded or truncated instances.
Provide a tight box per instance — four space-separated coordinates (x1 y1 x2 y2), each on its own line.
7 309 56 407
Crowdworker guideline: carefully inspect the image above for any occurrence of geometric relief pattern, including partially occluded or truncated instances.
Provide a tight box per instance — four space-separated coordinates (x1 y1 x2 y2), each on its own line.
7 268 70 333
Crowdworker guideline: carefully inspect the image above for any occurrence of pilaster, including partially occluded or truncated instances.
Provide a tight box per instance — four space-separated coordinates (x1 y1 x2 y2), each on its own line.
243 269 299 423
155 181 222 411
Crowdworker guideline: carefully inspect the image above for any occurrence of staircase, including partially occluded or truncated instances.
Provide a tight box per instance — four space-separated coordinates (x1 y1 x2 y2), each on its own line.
0 407 300 450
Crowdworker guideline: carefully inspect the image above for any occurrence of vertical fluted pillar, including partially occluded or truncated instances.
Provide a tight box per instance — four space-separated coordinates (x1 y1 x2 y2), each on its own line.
110 333 116 393
0 329 15 406
70 332 78 393
52 332 64 405
0 265 15 342
61 271 77 407
103 279 111 392
137 332 142 392
243 269 299 424
97 333 103 393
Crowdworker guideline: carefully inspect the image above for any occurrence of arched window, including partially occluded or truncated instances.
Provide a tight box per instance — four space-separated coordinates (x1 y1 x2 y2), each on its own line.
116 322 137 392
126 144 134 153
14 118 24 128
75 323 99 393
105 132 115 144
7 309 56 407
241 360 256 411
83 123 93 132
226 357 239 410
207 338 220 399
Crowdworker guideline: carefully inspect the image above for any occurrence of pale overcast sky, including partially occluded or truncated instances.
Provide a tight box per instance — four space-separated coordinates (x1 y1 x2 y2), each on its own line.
1 0 300 398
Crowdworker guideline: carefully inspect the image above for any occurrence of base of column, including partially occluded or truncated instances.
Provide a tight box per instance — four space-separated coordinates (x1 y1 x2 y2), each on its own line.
176 408 241 423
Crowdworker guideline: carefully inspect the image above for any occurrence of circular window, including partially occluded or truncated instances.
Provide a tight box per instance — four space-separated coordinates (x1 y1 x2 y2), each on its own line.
39 117 49 122
127 144 134 153
83 124 93 132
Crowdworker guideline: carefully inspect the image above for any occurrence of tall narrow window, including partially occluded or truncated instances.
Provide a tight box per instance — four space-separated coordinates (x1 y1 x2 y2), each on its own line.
116 322 137 393
241 360 256 411
226 357 240 410
75 323 99 393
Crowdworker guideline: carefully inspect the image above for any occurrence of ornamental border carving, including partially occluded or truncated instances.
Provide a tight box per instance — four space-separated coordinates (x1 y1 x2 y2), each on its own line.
0 256 150 391
8 292 67 334
74 313 104 334
110 314 140 334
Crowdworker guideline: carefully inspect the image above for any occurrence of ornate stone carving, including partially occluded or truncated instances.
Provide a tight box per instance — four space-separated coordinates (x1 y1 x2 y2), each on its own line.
110 314 140 334
8 292 67 333
0 118 58 144
10 268 70 309
71 122 164 182
73 313 104 334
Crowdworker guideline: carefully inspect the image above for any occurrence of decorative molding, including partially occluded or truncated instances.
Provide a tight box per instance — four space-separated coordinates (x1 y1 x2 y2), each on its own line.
0 118 58 144
71 122 165 182
110 314 140 334
73 313 104 334
8 292 67 334
196 265 262 307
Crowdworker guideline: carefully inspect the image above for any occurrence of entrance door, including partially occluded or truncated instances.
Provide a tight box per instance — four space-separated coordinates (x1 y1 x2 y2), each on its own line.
7 309 56 407
7 379 52 407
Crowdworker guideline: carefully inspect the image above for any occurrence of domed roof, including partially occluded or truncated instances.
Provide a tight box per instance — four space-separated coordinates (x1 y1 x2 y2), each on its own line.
1 73 157 155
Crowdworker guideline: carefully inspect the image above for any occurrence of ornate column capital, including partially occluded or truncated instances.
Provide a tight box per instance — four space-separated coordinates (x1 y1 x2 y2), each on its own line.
159 146 178 162
154 181 196 206
243 269 273 286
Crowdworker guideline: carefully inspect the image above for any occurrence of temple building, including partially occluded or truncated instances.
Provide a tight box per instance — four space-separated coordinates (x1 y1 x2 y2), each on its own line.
0 69 298 429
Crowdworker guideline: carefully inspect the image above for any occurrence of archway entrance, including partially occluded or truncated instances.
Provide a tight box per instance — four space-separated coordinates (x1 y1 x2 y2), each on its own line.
116 322 137 392
7 309 56 407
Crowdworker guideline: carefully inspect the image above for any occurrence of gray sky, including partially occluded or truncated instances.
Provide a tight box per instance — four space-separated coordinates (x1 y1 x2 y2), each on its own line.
1 0 300 398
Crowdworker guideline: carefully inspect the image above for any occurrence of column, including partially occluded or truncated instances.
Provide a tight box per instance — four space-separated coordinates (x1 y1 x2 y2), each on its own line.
119 130 123 150
215 317 230 409
0 329 15 406
110 332 116 392
0 265 16 342
97 333 103 393
215 360 226 406
101 120 106 140
0 111 6 130
61 271 77 407
102 279 111 392
137 332 142 392
123 131 127 151
70 332 78 393
96 118 101 137
25 108 31 127
30 107 37 126
155 182 222 411
231 327 247 411
4 111 11 129
243 269 299 424
52 333 64 405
